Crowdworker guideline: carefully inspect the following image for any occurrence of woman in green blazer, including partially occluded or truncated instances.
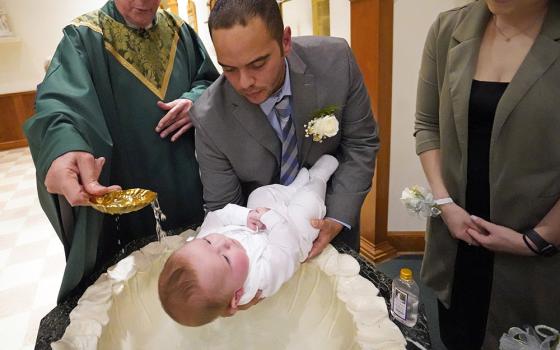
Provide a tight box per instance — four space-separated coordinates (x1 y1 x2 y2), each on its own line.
415 0 560 348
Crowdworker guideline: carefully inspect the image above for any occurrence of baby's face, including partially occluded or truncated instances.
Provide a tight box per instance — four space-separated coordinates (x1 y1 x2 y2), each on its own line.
180 234 250 298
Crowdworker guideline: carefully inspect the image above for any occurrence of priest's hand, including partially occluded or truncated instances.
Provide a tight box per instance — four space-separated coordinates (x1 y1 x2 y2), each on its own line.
467 216 534 255
440 202 481 246
307 219 343 260
155 99 193 142
45 152 121 206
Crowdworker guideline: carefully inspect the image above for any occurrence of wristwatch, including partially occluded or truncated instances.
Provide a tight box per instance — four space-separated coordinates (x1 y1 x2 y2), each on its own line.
434 197 454 206
522 228 559 257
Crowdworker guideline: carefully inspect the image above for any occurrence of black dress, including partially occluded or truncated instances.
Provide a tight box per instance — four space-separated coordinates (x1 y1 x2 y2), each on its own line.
438 80 509 350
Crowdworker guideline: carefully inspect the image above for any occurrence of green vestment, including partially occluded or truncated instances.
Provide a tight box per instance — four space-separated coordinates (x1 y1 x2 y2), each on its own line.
24 0 219 302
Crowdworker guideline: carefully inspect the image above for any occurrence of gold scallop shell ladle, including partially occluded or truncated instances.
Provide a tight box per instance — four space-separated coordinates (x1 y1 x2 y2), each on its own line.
89 188 157 215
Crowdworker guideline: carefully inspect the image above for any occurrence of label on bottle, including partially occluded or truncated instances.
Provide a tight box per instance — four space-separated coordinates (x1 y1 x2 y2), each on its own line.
392 287 408 320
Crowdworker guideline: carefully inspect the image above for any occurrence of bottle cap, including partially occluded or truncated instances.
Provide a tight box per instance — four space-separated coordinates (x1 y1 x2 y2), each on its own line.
400 268 413 281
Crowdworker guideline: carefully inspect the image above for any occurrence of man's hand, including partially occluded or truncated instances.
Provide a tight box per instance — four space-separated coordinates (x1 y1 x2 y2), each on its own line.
307 218 343 260
237 290 264 311
155 99 193 142
44 152 121 206
440 203 481 246
247 207 269 231
467 216 534 255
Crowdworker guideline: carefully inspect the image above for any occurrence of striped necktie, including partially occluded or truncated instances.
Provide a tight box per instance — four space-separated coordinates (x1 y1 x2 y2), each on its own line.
274 95 299 185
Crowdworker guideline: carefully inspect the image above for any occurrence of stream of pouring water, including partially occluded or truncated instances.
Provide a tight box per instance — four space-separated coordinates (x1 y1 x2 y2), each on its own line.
151 198 168 241
115 215 122 253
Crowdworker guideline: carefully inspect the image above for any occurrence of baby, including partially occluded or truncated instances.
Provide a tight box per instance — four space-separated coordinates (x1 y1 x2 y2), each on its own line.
158 155 339 326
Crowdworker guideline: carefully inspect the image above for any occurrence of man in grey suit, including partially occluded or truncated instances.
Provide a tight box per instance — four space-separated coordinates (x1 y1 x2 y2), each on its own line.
190 0 379 258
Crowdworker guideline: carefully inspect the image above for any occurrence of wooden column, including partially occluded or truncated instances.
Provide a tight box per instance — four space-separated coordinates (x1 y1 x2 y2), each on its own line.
311 0 330 36
187 0 198 32
350 0 397 262
166 0 179 15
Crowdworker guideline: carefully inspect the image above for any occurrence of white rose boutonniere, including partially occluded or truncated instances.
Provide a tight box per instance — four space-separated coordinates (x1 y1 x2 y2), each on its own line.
305 105 340 142
400 185 441 218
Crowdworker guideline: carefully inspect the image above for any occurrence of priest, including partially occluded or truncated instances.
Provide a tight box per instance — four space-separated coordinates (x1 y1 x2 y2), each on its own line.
24 0 219 302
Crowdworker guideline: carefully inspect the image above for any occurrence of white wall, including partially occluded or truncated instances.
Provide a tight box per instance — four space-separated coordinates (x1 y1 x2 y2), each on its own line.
0 0 105 94
282 0 350 42
176 0 218 69
388 0 473 231
283 1 313 37
329 0 350 42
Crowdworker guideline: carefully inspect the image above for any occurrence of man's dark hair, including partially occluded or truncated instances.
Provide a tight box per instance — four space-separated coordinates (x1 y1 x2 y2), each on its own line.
208 0 284 47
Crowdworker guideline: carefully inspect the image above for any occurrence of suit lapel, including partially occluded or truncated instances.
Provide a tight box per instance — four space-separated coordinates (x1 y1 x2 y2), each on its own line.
447 1 490 158
288 50 317 166
225 83 281 165
492 2 560 141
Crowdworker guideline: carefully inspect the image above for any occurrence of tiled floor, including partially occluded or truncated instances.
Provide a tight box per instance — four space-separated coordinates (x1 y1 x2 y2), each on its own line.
0 147 65 350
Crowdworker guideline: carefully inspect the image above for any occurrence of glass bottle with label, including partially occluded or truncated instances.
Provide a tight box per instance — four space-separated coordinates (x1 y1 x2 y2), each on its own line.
390 267 419 327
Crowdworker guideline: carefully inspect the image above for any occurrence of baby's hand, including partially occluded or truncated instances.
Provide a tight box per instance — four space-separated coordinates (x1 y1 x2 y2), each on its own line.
247 207 270 231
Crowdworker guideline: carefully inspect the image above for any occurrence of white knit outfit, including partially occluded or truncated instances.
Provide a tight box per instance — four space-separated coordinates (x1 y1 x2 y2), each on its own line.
197 155 338 305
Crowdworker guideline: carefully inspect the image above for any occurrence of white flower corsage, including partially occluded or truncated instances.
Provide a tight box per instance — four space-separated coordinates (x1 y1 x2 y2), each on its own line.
401 185 442 218
304 105 340 142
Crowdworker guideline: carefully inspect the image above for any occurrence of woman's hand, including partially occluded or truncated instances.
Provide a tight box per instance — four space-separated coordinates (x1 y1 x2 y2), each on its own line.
440 203 481 245
467 216 535 256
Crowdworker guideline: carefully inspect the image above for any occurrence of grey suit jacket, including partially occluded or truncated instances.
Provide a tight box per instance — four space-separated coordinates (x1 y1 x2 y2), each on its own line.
415 1 560 347
191 36 379 241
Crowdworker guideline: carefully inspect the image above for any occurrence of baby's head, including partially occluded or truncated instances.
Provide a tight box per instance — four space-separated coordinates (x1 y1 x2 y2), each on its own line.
158 233 250 326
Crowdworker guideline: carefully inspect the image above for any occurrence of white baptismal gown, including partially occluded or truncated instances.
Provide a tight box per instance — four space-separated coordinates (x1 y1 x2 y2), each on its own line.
197 155 338 305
